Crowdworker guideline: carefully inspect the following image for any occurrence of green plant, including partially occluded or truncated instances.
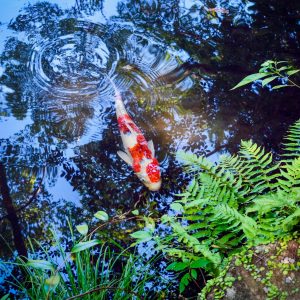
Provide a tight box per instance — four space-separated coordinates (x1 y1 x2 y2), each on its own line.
1 215 163 299
231 60 300 90
131 119 300 294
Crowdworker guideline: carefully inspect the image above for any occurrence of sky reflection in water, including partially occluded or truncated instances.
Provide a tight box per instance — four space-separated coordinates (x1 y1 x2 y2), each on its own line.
0 0 299 292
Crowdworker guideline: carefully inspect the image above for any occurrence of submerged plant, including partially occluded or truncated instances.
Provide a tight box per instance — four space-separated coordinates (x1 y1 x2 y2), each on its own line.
131 119 300 294
231 60 300 90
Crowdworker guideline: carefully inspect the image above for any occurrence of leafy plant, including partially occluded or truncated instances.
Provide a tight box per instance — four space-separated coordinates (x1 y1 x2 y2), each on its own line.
1 217 163 299
131 119 300 294
231 60 300 90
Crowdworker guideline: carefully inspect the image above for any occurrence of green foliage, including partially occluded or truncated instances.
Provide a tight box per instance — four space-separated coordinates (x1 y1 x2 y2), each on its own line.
131 119 300 294
94 210 109 221
231 60 300 90
2 221 161 299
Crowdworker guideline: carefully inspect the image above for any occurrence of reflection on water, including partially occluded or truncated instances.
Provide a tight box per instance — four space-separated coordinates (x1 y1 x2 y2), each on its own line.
0 0 300 296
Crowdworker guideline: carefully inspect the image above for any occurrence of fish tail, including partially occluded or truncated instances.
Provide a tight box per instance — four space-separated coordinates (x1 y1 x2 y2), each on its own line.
107 75 127 117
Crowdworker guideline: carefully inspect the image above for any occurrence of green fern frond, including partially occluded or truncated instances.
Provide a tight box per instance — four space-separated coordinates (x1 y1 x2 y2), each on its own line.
282 208 300 231
176 151 214 172
246 189 298 215
278 157 300 191
282 119 300 159
238 140 278 194
151 119 300 287
214 204 257 239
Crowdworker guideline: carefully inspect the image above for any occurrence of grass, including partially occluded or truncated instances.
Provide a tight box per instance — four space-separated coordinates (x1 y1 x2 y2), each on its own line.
1 219 165 300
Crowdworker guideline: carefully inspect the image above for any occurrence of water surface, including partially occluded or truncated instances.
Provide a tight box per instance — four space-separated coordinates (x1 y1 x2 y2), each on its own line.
0 0 299 294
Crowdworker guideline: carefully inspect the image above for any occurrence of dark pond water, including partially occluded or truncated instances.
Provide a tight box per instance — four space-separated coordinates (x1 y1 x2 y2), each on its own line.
0 0 300 295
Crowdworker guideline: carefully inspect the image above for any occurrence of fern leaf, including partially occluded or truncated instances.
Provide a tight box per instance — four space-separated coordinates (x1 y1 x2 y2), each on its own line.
214 204 257 239
282 119 300 159
278 157 300 191
282 208 300 231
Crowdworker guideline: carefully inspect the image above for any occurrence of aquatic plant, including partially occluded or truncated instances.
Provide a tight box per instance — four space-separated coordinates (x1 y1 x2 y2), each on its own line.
131 119 300 293
1 217 162 299
231 60 300 90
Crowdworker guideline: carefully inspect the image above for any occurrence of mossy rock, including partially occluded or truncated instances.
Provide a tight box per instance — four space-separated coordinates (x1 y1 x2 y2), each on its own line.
199 236 300 300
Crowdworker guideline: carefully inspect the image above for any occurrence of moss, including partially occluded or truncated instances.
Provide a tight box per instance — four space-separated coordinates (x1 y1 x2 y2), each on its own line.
199 235 300 300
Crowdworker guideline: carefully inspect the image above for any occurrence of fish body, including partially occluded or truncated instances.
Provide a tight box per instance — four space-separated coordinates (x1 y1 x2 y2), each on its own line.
115 91 161 191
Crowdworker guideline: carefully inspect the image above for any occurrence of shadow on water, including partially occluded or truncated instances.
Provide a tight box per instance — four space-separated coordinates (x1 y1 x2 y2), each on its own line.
0 0 299 296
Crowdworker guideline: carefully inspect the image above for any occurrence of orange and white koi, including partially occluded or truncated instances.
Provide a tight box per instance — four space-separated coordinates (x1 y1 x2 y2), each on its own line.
114 90 162 191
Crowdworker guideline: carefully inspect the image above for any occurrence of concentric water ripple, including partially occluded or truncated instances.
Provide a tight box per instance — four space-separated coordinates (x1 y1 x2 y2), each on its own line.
121 33 188 86
29 20 118 98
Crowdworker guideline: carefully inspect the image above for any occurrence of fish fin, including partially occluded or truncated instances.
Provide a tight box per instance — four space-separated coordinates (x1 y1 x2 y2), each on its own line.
117 151 132 166
148 140 155 156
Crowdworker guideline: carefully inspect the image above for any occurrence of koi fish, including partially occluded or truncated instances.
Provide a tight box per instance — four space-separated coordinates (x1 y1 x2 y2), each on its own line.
114 91 162 191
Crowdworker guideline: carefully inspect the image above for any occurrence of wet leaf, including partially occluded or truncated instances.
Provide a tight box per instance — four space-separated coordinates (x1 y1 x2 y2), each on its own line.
94 211 108 221
0 294 10 300
231 73 270 90
26 259 54 271
71 239 101 253
76 223 88 235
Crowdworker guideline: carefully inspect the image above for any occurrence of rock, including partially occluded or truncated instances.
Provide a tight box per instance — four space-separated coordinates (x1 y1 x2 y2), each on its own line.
199 237 300 300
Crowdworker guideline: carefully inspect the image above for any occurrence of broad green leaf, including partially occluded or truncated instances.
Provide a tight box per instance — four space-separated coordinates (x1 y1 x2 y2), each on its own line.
161 214 171 223
231 73 270 90
261 76 278 87
286 69 300 76
94 211 109 221
0 295 10 300
259 67 267 73
272 85 288 90
166 261 189 271
131 209 139 215
191 269 197 279
261 60 274 67
26 259 54 271
190 258 210 268
76 223 88 235
130 231 152 242
170 202 183 212
179 273 191 293
71 239 100 253
278 66 289 71
45 275 60 287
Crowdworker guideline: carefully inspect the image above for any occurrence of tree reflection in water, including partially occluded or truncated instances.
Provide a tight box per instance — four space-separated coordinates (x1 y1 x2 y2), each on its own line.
0 0 299 295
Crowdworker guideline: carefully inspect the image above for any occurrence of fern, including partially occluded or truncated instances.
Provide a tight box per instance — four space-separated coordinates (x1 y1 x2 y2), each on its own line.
214 204 258 239
282 119 300 158
131 119 300 293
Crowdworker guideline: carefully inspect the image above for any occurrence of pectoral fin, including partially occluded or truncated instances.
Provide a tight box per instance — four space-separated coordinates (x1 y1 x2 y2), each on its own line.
148 140 155 156
117 151 133 166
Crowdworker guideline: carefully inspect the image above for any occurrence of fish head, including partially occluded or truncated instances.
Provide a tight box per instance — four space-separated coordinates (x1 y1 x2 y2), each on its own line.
136 158 162 191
